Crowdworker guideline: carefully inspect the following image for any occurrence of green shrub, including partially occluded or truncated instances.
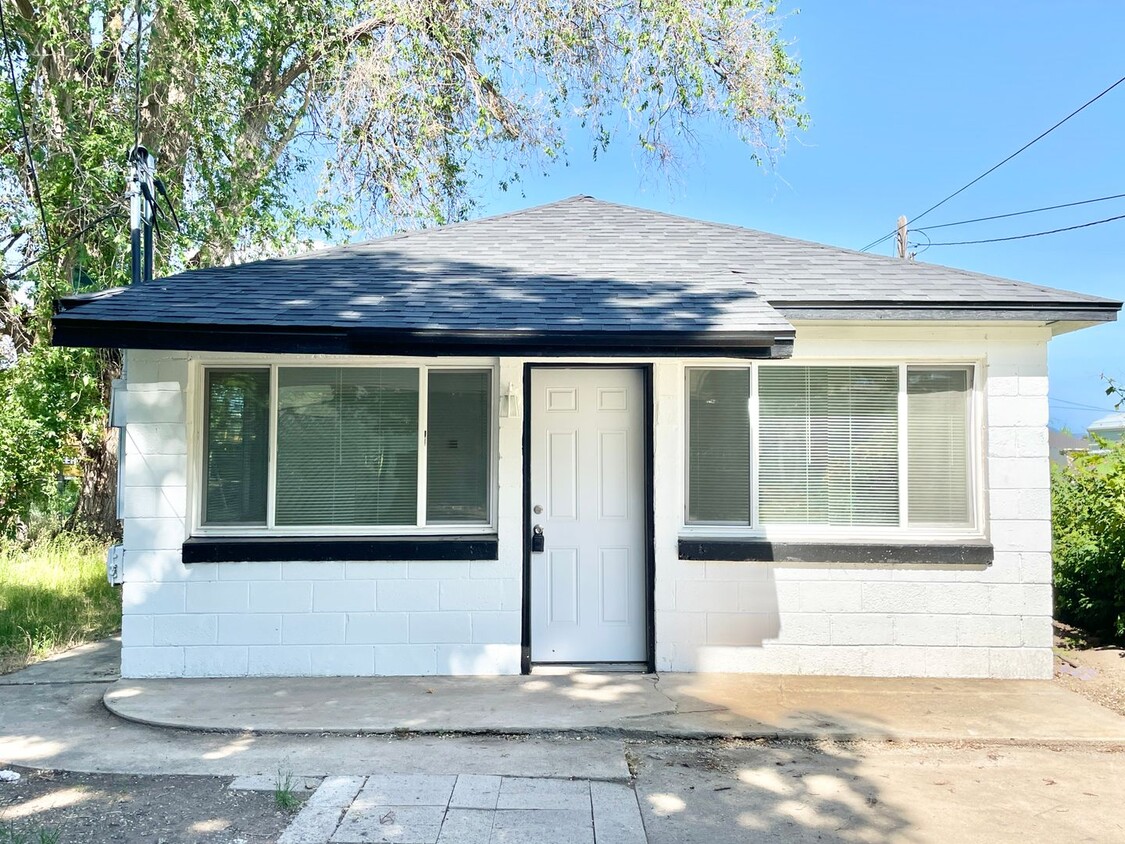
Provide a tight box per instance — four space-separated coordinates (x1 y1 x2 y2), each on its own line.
1051 438 1125 641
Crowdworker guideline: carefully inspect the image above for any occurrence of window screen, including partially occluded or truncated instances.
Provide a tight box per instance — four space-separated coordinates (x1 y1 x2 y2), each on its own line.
203 369 269 525
758 366 899 526
687 368 751 524
275 367 419 526
426 370 491 523
907 367 973 525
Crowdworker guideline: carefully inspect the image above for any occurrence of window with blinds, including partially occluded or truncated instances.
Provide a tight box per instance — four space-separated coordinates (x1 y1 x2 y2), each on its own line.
426 371 491 524
276 367 419 526
685 363 976 533
199 365 493 531
687 368 751 523
759 366 899 526
203 369 269 526
907 367 973 526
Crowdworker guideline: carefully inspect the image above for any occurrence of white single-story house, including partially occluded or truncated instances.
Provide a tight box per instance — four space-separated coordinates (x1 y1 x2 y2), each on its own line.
52 196 1121 680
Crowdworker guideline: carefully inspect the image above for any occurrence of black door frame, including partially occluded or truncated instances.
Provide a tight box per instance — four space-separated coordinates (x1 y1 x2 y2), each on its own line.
520 362 657 674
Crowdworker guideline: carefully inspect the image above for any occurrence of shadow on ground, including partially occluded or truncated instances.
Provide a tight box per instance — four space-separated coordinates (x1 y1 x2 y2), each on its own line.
635 739 910 844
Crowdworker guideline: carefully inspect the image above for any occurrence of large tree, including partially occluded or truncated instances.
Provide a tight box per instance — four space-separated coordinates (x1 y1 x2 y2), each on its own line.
0 0 804 536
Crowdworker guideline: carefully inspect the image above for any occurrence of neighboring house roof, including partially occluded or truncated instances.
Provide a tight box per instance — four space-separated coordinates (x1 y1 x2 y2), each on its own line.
1088 412 1125 439
52 196 1121 357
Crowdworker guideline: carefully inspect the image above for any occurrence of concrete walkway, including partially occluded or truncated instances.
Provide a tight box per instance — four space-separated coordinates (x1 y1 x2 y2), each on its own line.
270 774 645 844
104 666 1125 744
0 640 627 780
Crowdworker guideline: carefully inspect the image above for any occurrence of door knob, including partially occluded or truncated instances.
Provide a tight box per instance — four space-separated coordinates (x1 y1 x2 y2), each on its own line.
532 504 543 514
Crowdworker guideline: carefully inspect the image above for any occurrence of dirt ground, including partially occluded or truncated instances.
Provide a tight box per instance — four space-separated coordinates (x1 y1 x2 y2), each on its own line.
0 768 304 844
1053 621 1125 716
632 738 1125 843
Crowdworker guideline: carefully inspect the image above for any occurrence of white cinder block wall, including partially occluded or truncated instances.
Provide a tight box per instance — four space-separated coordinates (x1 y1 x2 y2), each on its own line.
119 352 526 678
119 324 1054 679
654 324 1054 679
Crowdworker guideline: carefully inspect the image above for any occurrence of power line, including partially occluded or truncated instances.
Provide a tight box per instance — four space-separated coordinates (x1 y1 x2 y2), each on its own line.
911 212 1125 247
0 1 51 251
1050 398 1118 413
2 208 124 280
860 72 1125 252
915 192 1125 232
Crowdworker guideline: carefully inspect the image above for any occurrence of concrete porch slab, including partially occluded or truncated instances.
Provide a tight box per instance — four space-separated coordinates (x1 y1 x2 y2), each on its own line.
102 670 1125 744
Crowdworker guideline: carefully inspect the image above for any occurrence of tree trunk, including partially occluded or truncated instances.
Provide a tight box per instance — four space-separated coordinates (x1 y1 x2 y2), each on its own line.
70 425 121 540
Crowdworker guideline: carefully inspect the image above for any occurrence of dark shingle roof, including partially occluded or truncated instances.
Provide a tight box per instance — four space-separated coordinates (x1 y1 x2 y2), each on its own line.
53 196 1119 356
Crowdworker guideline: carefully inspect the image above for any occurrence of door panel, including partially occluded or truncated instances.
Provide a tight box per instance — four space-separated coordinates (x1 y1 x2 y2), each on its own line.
530 368 646 663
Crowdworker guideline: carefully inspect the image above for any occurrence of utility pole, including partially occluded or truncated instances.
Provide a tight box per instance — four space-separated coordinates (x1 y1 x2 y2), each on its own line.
127 146 157 284
896 215 908 259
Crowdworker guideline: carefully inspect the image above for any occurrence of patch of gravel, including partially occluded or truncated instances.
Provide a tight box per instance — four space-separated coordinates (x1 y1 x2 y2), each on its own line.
1055 649 1125 716
0 767 304 843
1053 621 1125 717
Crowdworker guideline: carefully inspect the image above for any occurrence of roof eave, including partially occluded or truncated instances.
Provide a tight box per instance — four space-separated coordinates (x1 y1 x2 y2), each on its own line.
50 317 795 360
775 302 1121 324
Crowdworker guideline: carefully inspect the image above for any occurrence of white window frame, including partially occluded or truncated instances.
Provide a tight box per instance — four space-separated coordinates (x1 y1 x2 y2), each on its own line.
681 358 985 542
189 356 499 537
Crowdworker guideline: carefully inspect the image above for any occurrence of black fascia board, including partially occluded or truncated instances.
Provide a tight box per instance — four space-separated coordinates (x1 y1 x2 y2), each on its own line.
678 538 994 566
50 317 796 359
183 535 499 563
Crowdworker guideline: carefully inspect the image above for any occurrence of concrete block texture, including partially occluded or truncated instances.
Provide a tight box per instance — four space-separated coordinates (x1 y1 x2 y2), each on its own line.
250 582 313 614
409 612 472 644
308 645 375 676
153 614 217 647
123 517 187 551
283 613 346 645
375 645 438 676
121 645 184 678
346 612 410 644
313 581 376 613
125 423 188 455
121 387 185 425
122 582 185 615
117 336 1055 680
184 645 248 676
185 581 248 614
377 579 440 612
218 614 281 645
248 645 312 676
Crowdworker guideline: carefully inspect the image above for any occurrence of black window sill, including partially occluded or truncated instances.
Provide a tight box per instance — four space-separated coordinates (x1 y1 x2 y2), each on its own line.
183 535 499 564
678 538 993 566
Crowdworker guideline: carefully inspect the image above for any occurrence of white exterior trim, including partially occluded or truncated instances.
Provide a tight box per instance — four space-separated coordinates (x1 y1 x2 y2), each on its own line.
188 357 501 537
679 358 987 542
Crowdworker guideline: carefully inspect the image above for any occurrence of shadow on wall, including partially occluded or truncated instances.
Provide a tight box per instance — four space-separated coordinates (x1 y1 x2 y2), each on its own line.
636 738 911 843
711 565 782 647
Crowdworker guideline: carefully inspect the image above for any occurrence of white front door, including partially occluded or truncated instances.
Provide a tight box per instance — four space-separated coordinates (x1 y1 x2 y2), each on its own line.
529 367 647 664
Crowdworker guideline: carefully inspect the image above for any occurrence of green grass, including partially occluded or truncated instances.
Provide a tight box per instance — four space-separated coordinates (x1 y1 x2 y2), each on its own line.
0 821 62 844
274 770 300 813
0 534 119 673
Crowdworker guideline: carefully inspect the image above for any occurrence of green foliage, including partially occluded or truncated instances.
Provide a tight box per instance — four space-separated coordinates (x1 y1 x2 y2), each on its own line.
1052 439 1125 642
274 770 301 813
0 345 106 536
1 0 804 536
0 822 62 844
0 532 118 672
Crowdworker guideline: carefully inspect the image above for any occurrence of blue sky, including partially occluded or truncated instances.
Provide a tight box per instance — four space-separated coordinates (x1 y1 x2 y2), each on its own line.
473 1 1124 434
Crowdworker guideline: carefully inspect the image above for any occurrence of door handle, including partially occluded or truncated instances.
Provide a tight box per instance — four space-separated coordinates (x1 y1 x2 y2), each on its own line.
531 524 545 553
